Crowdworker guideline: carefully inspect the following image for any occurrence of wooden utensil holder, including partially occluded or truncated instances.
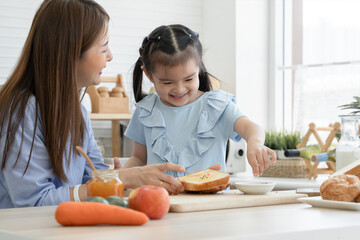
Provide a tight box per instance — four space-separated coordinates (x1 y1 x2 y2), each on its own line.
303 159 336 179
297 122 340 179
87 74 129 113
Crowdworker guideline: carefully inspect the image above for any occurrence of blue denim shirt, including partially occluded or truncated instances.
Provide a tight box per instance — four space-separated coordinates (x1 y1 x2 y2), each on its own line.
0 96 108 208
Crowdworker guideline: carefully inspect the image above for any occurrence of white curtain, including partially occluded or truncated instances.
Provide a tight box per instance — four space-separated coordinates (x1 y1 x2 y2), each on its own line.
293 63 360 135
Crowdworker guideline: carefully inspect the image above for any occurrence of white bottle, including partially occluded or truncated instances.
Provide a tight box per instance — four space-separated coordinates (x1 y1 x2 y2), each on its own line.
336 115 360 170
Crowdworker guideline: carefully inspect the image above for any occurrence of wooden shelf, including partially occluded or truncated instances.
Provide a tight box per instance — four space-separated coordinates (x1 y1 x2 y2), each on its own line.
89 113 132 120
90 113 132 157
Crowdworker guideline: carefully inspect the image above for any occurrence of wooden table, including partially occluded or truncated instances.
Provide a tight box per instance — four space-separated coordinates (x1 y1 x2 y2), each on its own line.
1 200 360 240
89 113 132 157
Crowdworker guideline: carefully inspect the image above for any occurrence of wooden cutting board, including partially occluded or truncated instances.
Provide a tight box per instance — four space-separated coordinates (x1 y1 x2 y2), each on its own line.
169 190 307 212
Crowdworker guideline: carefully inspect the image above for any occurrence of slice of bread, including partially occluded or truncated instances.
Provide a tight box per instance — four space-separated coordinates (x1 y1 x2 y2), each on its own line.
331 159 360 178
177 169 230 191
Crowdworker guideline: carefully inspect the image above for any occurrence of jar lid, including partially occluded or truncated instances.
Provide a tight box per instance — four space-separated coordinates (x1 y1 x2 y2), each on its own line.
91 169 122 183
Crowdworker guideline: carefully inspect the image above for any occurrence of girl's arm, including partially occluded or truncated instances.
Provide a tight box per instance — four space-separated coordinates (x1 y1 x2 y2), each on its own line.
234 117 276 176
123 142 147 168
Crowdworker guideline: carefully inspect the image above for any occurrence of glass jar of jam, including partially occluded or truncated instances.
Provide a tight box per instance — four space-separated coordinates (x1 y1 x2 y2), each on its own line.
87 169 124 198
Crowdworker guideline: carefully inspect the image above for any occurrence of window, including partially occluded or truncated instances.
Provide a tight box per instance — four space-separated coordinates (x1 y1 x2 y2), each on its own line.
274 0 360 135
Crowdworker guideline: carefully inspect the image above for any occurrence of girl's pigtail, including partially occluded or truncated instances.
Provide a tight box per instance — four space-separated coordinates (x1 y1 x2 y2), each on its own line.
133 57 145 102
133 36 152 102
198 62 212 92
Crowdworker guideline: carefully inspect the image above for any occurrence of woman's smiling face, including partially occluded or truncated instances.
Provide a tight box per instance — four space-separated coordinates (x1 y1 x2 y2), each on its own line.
76 31 113 89
145 58 202 107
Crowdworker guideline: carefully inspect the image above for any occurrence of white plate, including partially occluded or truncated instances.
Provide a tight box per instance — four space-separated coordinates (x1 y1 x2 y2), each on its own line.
299 196 360 211
235 181 276 195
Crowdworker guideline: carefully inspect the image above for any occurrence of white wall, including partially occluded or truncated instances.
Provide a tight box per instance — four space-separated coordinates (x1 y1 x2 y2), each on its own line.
202 0 237 94
236 0 269 128
202 0 270 128
0 0 39 84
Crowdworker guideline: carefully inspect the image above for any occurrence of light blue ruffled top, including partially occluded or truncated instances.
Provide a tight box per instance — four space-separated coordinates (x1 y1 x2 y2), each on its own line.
125 89 244 177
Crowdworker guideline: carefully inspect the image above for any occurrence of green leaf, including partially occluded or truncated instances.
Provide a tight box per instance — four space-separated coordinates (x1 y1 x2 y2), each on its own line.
264 130 301 150
339 96 360 115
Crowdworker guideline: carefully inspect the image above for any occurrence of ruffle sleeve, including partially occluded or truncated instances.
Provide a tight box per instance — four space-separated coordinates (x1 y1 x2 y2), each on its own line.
137 90 240 177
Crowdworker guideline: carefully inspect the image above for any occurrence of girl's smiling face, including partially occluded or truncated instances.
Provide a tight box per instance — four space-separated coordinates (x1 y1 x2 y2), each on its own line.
144 58 203 107
76 31 113 89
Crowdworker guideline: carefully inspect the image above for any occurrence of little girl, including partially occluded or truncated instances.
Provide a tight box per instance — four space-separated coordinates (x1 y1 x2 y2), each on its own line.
124 24 276 184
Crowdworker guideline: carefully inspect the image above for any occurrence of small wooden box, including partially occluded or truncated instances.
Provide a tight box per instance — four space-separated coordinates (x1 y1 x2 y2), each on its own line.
87 74 129 113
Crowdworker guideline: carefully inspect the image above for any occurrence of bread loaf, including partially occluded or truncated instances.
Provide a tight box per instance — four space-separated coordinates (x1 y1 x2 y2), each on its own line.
320 174 360 201
332 159 360 178
325 160 360 201
177 169 230 191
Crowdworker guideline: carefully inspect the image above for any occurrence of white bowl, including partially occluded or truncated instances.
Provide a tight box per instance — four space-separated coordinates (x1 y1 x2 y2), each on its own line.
235 181 276 195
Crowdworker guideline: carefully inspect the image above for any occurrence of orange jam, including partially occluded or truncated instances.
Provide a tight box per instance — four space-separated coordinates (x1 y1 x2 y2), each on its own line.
87 169 124 198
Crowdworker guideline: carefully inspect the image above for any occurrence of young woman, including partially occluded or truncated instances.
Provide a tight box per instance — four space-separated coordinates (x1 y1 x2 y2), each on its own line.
124 25 276 190
0 0 185 209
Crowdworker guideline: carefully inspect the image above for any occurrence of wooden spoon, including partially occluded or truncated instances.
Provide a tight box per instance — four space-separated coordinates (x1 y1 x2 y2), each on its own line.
76 146 96 171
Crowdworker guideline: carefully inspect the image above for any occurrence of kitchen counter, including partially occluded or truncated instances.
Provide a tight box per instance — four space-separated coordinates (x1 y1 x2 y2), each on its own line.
0 198 359 240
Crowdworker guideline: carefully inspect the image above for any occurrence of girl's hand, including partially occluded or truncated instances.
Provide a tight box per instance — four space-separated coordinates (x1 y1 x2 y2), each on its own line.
247 144 276 177
113 157 122 169
233 117 276 177
118 163 185 195
208 164 222 171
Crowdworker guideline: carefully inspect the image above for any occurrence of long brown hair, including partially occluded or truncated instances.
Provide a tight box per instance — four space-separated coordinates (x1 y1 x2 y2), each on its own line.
0 0 109 182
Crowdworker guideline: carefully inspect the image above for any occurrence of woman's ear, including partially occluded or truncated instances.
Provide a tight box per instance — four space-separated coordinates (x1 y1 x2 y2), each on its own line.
141 66 153 83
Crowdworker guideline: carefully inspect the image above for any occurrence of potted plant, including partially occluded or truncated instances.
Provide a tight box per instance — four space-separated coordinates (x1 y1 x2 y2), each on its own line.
339 96 360 115
264 131 301 159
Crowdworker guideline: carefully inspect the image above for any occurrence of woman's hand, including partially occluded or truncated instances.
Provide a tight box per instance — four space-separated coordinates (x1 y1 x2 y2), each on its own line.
247 143 276 176
118 163 185 195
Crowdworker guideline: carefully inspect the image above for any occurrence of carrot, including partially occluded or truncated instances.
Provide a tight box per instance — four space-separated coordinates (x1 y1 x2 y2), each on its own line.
55 202 148 226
